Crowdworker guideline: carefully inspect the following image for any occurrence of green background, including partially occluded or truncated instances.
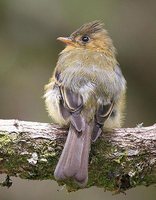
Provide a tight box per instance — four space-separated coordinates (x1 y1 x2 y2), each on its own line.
0 0 155 199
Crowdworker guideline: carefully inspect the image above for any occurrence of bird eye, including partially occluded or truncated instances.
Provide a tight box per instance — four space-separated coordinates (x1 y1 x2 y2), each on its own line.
81 35 90 43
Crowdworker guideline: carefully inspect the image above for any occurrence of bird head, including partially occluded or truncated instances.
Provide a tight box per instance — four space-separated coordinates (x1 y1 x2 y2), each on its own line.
57 21 115 54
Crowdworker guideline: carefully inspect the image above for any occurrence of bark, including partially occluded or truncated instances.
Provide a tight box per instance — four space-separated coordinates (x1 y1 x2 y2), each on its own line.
0 119 156 192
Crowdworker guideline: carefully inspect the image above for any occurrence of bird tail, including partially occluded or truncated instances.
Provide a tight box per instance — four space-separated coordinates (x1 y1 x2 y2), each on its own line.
54 123 91 186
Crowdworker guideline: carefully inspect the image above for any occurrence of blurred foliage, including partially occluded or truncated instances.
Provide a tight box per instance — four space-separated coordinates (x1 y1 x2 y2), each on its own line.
0 1 155 200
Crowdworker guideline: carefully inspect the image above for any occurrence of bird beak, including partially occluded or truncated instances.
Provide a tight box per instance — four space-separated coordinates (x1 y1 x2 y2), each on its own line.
57 37 73 45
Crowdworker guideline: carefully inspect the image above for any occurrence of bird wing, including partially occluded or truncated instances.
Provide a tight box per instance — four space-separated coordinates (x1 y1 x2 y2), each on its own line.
59 85 85 133
54 84 91 186
92 101 114 142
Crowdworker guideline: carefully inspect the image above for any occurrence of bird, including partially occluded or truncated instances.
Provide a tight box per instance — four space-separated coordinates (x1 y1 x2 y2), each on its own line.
44 20 126 187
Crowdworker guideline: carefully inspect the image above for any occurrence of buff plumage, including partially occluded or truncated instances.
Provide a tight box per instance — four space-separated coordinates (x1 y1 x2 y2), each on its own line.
44 21 126 186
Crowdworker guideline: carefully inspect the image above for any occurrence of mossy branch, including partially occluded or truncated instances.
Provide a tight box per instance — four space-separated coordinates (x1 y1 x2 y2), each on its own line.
0 119 156 192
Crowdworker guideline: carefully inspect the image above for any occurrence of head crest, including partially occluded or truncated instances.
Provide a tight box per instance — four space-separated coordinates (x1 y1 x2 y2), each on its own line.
71 20 104 37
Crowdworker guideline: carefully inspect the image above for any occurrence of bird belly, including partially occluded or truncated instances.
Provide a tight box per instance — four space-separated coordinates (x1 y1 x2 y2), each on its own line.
44 82 69 127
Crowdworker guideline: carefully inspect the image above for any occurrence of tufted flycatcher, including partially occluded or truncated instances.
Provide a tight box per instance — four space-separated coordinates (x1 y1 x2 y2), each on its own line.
44 21 126 186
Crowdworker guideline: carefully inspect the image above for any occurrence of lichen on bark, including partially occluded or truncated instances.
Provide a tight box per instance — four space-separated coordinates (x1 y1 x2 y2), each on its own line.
0 119 156 192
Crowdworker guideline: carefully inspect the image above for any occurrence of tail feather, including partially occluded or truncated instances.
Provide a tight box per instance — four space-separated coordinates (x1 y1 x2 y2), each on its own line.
75 130 90 185
54 123 91 186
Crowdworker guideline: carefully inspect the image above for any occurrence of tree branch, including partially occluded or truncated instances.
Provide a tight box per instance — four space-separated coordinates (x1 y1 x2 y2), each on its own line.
0 119 156 192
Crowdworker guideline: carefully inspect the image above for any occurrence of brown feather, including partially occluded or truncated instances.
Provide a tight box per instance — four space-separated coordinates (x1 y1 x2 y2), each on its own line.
54 123 91 186
71 20 104 37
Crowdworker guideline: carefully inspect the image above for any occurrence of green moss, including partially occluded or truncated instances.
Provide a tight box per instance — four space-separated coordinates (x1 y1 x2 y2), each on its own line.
0 133 11 148
0 133 16 157
0 131 155 192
